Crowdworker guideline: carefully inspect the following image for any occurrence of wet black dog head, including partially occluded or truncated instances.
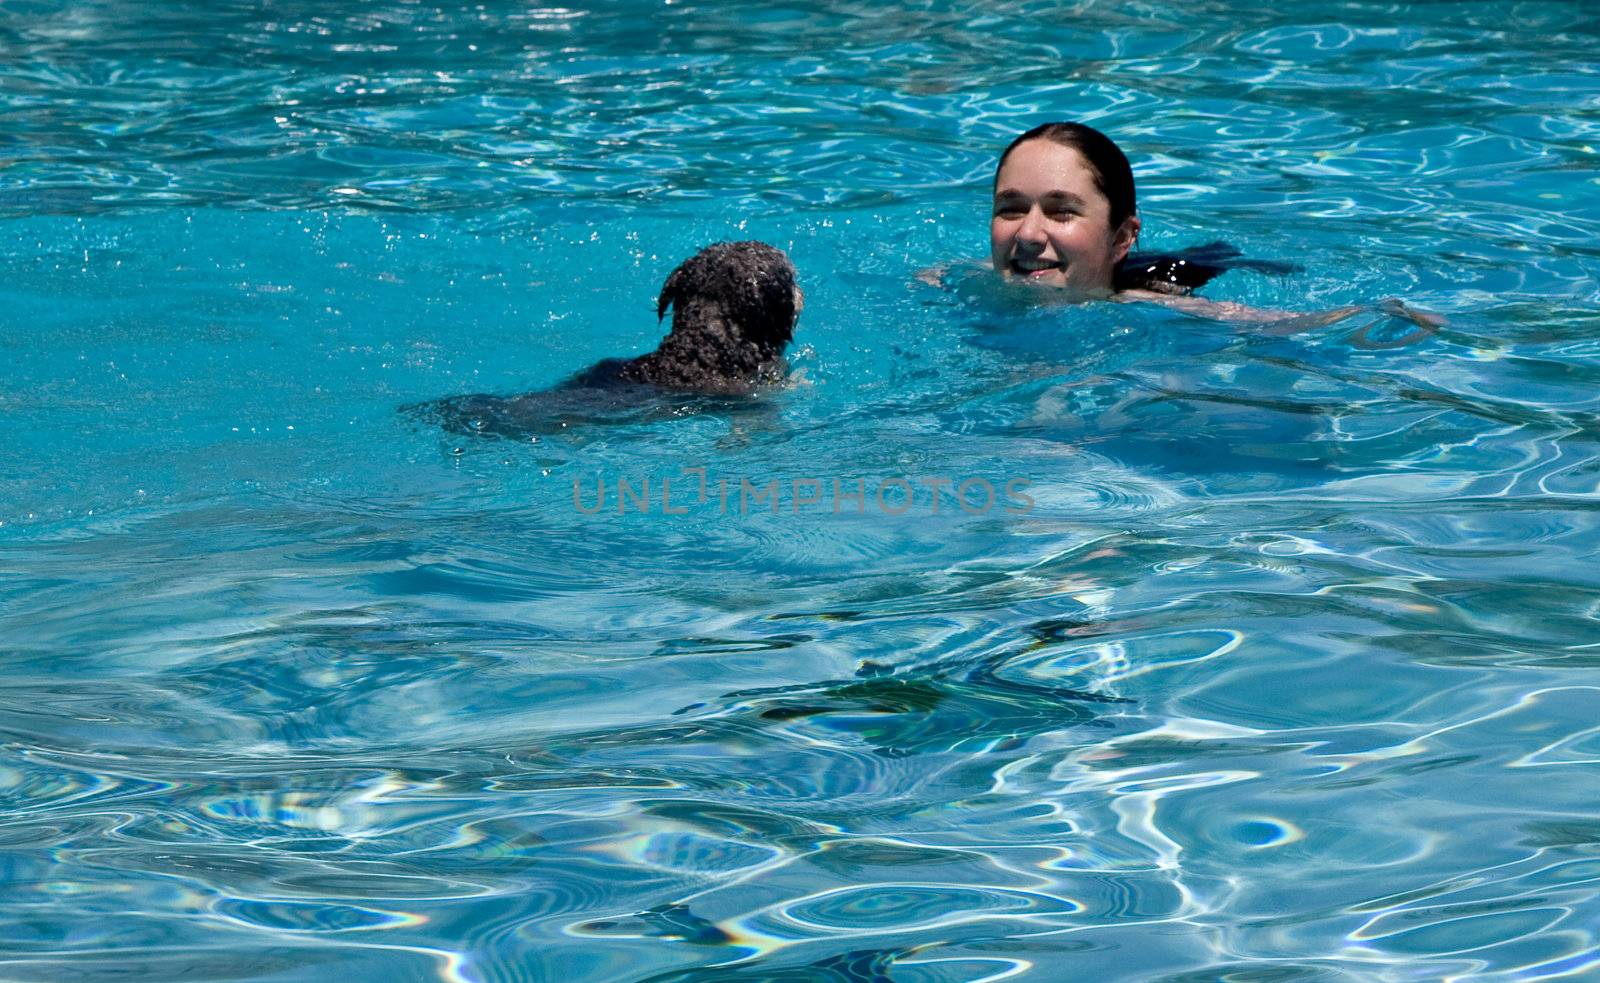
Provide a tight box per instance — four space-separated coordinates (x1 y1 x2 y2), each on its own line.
655 240 800 356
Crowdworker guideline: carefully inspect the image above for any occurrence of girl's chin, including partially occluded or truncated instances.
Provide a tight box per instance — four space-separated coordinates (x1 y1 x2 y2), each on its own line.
997 273 1115 302
992 265 1113 298
1003 269 1067 288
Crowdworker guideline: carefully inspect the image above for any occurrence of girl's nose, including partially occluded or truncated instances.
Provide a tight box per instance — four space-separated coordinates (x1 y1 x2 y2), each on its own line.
1016 206 1048 244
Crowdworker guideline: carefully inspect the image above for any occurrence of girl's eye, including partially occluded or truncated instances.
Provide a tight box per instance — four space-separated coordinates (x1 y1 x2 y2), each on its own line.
1047 209 1076 221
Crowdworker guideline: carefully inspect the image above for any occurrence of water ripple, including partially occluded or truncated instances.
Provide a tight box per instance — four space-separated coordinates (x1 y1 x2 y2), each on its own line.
4 0 1600 979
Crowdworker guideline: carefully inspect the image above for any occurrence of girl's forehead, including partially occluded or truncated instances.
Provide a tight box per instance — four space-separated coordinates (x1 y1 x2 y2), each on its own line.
994 143 1107 210
996 141 1097 187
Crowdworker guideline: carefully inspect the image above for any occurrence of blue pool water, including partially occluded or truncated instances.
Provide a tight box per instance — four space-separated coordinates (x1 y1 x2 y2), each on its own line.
3 1 1600 979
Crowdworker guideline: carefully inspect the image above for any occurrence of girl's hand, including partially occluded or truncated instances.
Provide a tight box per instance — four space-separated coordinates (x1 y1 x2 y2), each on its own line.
1345 298 1446 349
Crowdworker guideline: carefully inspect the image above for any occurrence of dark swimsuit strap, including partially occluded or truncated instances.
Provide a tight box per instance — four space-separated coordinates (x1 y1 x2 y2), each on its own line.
1114 241 1300 294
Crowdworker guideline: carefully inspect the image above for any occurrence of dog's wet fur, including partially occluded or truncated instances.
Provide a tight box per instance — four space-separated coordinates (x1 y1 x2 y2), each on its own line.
585 240 799 393
416 241 800 438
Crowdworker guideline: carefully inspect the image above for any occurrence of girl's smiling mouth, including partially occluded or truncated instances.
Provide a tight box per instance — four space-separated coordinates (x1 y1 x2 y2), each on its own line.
1010 258 1063 277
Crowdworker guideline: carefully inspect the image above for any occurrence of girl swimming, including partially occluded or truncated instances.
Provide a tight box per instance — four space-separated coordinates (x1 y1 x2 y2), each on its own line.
970 121 1440 340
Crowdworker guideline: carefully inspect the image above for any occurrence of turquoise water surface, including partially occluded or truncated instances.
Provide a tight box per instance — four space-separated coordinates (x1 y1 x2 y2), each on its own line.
3 1 1600 980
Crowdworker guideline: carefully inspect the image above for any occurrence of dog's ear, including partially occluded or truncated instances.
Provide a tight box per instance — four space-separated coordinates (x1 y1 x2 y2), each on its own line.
656 264 683 322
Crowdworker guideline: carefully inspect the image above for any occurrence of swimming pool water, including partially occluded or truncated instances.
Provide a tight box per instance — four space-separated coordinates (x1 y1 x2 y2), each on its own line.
3 1 1599 979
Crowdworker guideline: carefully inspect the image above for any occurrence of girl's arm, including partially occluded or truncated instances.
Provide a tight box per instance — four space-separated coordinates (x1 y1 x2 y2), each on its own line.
915 259 990 288
1118 290 1445 347
1116 288 1362 325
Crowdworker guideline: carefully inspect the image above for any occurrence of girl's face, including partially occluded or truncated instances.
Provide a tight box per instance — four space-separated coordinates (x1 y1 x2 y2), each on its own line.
989 139 1139 296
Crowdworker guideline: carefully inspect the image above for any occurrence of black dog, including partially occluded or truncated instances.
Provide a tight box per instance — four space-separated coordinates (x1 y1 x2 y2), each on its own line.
579 240 801 393
421 241 802 437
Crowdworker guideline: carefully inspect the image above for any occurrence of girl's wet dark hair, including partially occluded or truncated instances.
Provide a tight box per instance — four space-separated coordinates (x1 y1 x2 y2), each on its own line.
996 122 1137 232
995 122 1296 293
